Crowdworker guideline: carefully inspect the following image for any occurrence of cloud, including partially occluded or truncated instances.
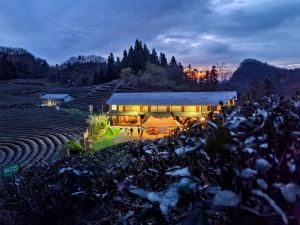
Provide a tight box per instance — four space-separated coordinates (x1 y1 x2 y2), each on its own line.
0 0 298 68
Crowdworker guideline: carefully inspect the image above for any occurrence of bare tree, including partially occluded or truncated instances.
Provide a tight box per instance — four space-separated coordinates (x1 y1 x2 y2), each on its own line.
215 63 232 81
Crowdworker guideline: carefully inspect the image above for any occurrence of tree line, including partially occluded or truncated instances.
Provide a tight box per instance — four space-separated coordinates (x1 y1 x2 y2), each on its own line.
93 39 184 84
0 52 48 80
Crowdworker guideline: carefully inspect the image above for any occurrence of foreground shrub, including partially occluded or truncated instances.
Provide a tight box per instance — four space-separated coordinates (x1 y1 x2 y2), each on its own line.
63 141 83 155
87 114 108 139
1 95 300 225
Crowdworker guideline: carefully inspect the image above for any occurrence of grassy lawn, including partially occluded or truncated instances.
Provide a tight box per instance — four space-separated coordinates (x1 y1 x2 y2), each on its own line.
93 128 122 151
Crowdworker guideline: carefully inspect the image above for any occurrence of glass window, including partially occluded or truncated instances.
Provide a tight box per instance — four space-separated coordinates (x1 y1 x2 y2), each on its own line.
157 106 167 112
184 106 196 112
150 106 157 112
201 105 209 112
171 106 182 112
123 105 140 111
111 105 117 111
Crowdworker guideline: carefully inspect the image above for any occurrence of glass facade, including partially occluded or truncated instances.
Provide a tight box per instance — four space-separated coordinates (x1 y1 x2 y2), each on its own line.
114 105 223 113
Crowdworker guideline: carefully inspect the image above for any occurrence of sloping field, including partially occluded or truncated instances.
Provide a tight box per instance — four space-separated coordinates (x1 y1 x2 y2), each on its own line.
64 79 154 112
0 79 155 168
63 80 120 111
0 107 87 167
0 79 93 107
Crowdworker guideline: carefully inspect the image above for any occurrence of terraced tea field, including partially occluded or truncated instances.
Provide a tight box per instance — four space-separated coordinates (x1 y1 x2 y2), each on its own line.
64 80 152 112
0 79 155 169
0 107 87 167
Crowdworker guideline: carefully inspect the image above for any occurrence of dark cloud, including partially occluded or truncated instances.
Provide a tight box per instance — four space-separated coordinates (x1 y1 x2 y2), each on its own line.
0 0 298 68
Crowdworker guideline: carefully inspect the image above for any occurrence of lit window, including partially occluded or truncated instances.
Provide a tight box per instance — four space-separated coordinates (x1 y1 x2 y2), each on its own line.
111 105 117 110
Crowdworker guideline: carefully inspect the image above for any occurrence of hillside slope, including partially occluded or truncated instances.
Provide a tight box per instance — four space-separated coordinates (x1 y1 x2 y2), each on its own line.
0 47 50 80
229 59 300 96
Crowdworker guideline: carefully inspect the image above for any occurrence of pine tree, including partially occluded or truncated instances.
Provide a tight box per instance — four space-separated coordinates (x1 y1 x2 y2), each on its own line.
169 56 177 67
131 39 144 74
127 46 134 68
159 53 168 67
143 43 150 63
106 52 118 80
116 57 121 74
121 50 128 68
150 48 159 65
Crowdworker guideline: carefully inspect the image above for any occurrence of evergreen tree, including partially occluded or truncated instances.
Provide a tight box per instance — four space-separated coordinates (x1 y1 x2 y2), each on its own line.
106 52 118 80
159 53 168 67
143 43 150 63
127 46 134 68
121 50 129 68
169 56 177 67
116 57 121 74
131 39 145 74
150 48 159 65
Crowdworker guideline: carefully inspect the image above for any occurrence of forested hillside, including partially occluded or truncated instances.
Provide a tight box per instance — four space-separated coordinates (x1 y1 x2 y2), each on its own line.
229 59 300 99
0 47 50 80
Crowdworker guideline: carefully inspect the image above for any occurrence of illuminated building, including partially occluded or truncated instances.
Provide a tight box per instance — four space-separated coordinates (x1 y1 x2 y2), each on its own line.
107 92 237 127
39 94 74 107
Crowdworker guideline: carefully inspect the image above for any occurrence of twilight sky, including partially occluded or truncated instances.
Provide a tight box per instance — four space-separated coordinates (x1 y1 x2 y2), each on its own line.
0 0 299 68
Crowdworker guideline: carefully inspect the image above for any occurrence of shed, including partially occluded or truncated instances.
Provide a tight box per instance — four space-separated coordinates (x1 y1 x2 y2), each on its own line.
40 94 74 106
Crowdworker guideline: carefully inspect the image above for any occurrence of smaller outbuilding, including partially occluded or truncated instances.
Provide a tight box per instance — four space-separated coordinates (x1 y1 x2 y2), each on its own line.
40 94 74 106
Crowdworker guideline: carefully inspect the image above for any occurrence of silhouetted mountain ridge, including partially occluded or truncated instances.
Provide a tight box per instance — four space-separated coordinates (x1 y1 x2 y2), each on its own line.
229 58 300 96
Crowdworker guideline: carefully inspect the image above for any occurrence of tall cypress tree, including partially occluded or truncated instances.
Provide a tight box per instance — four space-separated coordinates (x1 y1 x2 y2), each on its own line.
169 56 177 67
127 46 134 69
131 39 144 74
116 57 121 74
159 53 168 67
150 48 159 65
121 50 128 68
143 43 150 64
106 52 118 80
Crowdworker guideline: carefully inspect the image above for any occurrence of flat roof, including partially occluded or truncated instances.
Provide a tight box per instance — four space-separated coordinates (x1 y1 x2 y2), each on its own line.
107 91 237 106
40 94 71 100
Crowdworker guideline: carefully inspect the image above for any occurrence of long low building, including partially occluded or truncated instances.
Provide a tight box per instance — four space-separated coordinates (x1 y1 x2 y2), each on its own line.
40 94 74 106
107 91 237 126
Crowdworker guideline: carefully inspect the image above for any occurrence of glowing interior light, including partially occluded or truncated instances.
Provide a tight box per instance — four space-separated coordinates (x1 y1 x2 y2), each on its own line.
200 117 206 121
111 105 117 110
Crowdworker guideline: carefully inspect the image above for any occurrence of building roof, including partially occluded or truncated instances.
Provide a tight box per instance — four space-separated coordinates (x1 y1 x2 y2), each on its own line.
107 92 237 106
40 94 71 100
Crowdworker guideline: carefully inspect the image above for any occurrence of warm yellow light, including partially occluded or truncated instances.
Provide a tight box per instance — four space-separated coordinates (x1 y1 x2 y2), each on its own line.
200 117 206 122
111 105 117 110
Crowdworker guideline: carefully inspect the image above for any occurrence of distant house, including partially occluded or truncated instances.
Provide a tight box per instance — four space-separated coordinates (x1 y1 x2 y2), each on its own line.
40 94 74 106
106 91 237 126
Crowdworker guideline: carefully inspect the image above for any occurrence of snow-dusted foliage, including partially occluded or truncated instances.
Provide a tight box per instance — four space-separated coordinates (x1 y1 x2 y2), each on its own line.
1 95 300 224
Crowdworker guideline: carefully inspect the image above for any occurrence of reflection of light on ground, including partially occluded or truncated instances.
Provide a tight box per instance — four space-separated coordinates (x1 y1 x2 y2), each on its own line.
93 126 170 150
112 126 169 143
